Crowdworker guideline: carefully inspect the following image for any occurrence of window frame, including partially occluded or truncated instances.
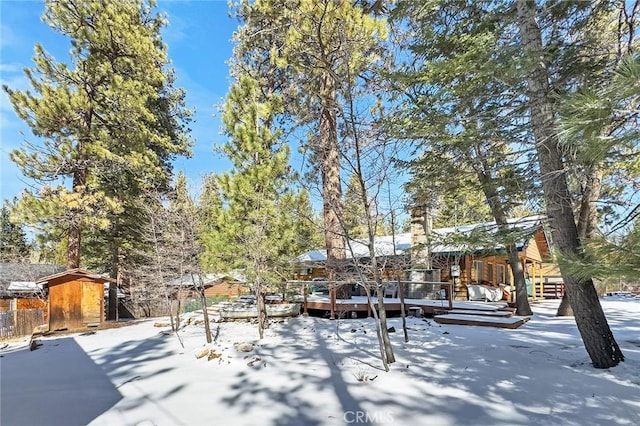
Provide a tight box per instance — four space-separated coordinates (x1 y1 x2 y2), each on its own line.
473 260 483 282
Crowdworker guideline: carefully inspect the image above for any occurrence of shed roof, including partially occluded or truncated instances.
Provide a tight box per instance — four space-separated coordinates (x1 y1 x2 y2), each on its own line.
36 268 116 285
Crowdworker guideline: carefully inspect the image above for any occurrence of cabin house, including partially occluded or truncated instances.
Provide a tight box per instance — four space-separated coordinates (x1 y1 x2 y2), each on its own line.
294 215 555 301
0 263 64 312
169 272 248 300
37 268 115 331
423 216 552 300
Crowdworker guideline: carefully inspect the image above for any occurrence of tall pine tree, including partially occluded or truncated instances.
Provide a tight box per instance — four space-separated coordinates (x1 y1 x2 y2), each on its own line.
4 0 191 270
203 75 307 338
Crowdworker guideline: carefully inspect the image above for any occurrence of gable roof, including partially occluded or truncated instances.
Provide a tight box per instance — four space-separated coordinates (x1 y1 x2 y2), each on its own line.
36 268 116 284
295 215 548 264
0 263 65 287
168 272 246 287
0 263 66 297
295 233 413 265
427 215 547 255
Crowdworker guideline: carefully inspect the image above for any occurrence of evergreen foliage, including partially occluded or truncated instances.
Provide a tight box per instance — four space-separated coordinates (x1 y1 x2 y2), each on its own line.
3 0 192 269
0 200 31 261
203 74 318 278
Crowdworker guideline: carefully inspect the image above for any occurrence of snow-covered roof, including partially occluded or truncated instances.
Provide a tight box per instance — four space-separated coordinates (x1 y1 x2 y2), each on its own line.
295 233 412 265
168 272 246 287
430 215 544 237
0 263 65 286
427 215 546 255
7 281 43 292
295 215 546 264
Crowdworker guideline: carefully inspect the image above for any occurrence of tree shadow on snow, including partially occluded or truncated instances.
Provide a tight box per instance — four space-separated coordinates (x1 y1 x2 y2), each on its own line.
218 312 640 426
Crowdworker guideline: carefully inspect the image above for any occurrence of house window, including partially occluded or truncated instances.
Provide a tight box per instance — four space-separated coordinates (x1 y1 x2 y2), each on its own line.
497 264 506 284
473 260 483 282
487 263 494 282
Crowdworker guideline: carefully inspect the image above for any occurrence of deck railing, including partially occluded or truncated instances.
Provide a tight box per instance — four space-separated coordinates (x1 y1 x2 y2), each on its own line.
287 280 454 317
0 308 46 339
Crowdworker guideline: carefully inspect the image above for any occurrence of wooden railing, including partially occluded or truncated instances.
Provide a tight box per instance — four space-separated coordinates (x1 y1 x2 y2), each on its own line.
0 309 46 338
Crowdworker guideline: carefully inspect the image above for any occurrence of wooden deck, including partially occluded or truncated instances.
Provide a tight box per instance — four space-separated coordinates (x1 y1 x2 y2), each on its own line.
446 309 513 318
299 295 508 317
433 314 530 329
297 294 531 329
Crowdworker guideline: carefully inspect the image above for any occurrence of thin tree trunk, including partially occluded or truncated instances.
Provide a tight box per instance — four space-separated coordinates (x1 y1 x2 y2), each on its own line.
375 282 396 364
67 169 85 269
200 284 212 344
191 274 212 344
108 243 119 321
389 203 409 343
516 0 624 368
255 281 268 339
363 284 389 372
482 174 532 315
399 280 409 343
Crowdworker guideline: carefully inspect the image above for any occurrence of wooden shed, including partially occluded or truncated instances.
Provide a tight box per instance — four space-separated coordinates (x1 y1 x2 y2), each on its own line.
37 268 115 331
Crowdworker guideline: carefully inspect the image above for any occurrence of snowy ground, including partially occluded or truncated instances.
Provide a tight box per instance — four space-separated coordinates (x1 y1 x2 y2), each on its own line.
1 297 639 426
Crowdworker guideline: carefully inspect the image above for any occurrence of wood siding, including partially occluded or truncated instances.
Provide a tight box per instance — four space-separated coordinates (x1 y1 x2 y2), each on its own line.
523 238 543 263
49 278 104 330
204 282 248 299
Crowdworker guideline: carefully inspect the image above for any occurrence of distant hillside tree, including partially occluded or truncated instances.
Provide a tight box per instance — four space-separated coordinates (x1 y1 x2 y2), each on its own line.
0 200 30 261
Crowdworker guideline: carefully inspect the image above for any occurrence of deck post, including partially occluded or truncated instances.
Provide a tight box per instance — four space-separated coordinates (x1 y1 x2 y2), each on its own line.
531 262 537 300
509 269 515 303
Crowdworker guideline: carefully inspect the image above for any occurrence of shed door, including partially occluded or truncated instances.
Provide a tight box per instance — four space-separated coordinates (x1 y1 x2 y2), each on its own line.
81 282 102 324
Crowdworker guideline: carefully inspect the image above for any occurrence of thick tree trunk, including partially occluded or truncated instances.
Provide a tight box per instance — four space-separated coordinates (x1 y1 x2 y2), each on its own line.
516 0 624 368
506 246 531 315
556 294 573 316
577 167 603 240
320 73 348 298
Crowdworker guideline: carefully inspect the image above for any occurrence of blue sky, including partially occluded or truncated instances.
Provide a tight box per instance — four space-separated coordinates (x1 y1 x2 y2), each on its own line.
0 0 237 203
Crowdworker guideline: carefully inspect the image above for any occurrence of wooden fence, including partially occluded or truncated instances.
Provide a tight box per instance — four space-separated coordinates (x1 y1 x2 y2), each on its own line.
0 309 45 338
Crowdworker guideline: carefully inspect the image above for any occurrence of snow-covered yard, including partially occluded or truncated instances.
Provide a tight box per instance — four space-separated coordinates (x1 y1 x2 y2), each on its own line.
1 297 639 426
